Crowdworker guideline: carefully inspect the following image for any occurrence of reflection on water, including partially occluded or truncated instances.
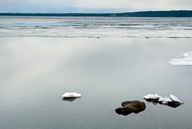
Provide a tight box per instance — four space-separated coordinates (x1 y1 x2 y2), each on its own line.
63 97 79 102
0 37 192 129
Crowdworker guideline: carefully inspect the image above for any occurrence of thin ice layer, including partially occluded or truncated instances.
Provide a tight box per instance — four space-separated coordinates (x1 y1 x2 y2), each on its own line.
169 51 192 65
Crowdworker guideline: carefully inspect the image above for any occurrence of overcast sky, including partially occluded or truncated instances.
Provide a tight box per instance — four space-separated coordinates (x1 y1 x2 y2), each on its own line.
0 0 192 13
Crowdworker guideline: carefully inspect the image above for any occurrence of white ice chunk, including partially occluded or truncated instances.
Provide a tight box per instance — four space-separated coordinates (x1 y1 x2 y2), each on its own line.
143 94 160 100
180 53 189 58
62 92 81 98
170 94 184 104
158 96 172 104
169 51 192 65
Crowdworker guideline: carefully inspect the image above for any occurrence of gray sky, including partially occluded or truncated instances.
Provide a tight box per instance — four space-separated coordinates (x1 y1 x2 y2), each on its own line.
0 0 192 13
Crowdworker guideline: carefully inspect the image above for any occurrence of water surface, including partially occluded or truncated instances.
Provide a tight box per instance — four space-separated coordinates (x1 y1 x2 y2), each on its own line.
0 16 192 38
0 37 192 129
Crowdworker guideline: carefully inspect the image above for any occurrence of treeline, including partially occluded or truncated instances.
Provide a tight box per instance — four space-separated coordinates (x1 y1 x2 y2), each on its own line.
0 10 192 17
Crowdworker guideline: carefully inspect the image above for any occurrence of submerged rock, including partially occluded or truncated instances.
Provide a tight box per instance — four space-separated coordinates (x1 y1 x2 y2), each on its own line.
62 92 81 101
115 100 146 116
143 94 184 108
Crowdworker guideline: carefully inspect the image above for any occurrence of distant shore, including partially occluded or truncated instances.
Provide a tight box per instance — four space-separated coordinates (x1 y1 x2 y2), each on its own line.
0 10 192 17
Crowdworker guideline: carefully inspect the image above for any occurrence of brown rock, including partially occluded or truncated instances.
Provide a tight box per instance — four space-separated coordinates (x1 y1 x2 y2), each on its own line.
167 101 181 108
115 100 146 116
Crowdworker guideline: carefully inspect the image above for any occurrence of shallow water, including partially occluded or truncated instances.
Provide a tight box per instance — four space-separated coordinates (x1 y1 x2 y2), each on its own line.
0 37 192 129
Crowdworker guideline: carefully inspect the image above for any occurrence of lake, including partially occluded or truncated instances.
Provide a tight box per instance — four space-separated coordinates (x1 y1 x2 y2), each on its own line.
0 17 192 129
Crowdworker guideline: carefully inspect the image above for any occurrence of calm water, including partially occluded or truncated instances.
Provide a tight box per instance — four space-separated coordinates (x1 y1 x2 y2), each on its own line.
0 17 192 129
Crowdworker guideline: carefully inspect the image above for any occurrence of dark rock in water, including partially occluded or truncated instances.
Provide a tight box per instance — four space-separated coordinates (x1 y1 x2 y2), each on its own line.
115 100 146 116
121 100 146 110
115 107 132 116
167 101 181 108
62 97 78 102
62 92 81 102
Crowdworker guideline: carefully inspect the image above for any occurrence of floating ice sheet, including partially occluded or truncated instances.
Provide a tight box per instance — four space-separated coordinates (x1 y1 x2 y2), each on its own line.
1 17 192 38
0 22 78 27
169 51 192 65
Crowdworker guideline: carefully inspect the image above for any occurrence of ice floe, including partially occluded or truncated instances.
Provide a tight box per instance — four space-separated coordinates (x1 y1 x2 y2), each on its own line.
143 94 160 101
62 92 81 101
144 94 184 107
169 51 192 65
158 96 172 104
170 94 184 104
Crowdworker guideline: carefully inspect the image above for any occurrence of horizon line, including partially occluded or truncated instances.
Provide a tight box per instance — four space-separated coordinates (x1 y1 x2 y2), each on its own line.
0 10 192 14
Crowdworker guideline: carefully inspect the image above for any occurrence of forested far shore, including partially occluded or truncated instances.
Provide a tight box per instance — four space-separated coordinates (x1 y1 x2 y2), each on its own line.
0 10 192 17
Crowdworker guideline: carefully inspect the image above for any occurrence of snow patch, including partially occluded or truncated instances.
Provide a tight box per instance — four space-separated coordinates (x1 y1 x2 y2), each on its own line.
62 92 81 98
169 51 192 65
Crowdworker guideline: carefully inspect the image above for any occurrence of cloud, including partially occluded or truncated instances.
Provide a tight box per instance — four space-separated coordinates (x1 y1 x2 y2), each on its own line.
0 0 80 12
0 0 192 13
76 0 192 10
